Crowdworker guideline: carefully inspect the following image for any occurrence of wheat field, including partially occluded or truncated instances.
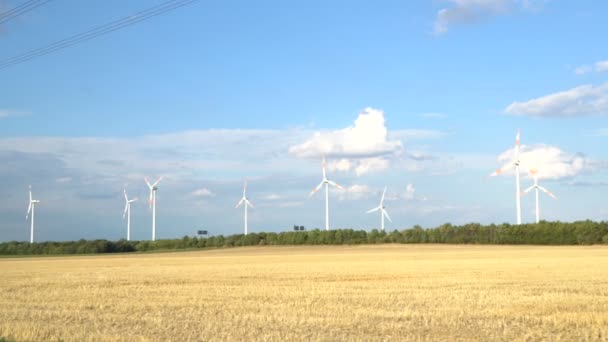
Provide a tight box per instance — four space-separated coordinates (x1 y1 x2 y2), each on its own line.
1 245 607 341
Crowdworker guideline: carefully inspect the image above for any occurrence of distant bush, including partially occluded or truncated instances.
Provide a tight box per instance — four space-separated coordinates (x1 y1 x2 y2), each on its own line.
1 220 607 255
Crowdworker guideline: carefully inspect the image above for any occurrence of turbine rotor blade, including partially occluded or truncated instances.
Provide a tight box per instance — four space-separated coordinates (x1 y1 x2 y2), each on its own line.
247 200 253 208
123 203 128 219
236 198 244 208
152 176 164 188
380 186 387 205
366 206 381 214
490 165 510 177
322 156 327 179
514 128 521 161
144 177 152 188
327 180 343 189
29 185 32 202
521 186 535 195
309 181 324 197
26 202 32 219
382 209 392 223
124 189 129 202
148 190 154 208
538 186 556 199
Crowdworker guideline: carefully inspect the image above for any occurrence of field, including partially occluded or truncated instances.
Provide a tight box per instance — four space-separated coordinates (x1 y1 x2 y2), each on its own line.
1 245 607 341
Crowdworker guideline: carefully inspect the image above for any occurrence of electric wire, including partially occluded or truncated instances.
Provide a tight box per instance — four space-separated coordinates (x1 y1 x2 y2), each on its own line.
0 0 198 70
0 0 52 25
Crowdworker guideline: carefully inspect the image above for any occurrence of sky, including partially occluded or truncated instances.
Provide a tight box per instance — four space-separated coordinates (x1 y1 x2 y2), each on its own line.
1 0 608 242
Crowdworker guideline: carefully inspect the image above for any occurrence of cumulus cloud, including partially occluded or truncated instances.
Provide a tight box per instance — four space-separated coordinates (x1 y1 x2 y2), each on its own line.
505 83 608 117
191 188 215 197
289 108 403 159
493 145 589 180
289 108 404 175
433 0 539 35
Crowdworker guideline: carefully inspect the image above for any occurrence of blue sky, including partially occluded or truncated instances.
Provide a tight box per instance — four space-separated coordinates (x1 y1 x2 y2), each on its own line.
1 0 607 242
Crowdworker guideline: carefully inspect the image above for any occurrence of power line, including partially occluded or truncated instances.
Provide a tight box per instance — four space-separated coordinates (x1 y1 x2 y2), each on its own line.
0 0 52 25
0 0 198 70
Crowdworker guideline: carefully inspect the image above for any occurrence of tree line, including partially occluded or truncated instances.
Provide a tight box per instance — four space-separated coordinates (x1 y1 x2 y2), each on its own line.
1 220 607 256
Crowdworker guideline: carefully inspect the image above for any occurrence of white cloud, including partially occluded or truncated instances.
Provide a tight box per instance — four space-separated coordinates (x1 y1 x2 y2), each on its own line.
574 60 608 75
261 194 282 201
335 184 375 200
289 108 404 175
493 145 589 180
191 188 215 197
289 107 403 159
433 0 538 35
505 83 608 117
596 60 608 72
404 183 416 200
575 65 592 75
55 177 73 183
385 183 427 201
0 110 27 118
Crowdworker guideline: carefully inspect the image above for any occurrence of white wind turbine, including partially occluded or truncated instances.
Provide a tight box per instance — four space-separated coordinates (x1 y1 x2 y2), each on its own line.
235 180 253 235
145 176 163 241
521 168 556 224
26 185 40 243
123 189 138 241
491 129 523 225
366 186 392 231
309 157 343 231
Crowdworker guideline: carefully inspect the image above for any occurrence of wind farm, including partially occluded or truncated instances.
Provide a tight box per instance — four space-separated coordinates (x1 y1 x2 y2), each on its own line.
2 1 608 341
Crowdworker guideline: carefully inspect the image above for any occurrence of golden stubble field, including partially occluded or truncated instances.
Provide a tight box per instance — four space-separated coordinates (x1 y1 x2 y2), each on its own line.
1 245 607 341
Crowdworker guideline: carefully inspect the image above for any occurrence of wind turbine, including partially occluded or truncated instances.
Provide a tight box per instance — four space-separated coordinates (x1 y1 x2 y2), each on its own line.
145 176 163 241
366 186 391 231
123 189 138 241
309 157 343 231
26 185 40 243
235 180 253 235
521 168 556 223
490 129 522 225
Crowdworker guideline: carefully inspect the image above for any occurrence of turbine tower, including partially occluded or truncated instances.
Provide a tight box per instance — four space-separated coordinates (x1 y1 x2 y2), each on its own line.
26 185 40 243
235 180 254 235
366 186 392 231
123 189 138 241
145 176 163 241
310 157 343 231
522 168 556 223
491 129 522 225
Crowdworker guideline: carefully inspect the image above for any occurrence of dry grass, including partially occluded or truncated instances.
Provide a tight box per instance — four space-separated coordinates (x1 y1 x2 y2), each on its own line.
1 245 607 341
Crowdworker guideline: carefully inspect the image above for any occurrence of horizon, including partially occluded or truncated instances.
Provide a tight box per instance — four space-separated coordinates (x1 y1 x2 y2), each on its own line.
2 1 608 242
